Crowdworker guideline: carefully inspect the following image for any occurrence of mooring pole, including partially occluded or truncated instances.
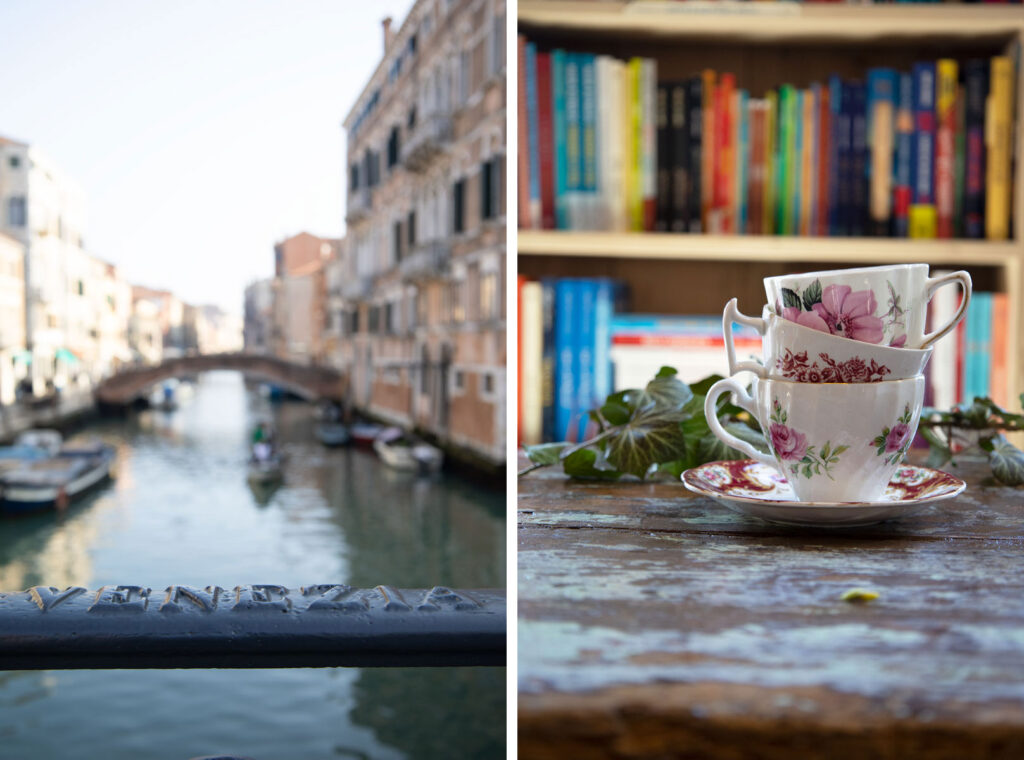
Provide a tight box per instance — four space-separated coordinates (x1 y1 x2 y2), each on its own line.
0 584 505 669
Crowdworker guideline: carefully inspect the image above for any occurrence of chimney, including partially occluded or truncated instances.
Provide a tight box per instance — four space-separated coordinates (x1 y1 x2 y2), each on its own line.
382 17 394 53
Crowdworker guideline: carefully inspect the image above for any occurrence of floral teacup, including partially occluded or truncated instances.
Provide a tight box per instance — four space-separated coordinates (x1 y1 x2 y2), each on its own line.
705 374 925 502
723 299 933 383
763 264 971 350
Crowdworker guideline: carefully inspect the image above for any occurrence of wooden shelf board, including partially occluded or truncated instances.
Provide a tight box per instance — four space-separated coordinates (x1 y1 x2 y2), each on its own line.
518 231 1021 267
518 1 1024 42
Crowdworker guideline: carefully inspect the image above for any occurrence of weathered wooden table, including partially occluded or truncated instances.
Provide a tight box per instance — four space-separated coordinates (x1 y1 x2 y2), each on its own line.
518 455 1024 759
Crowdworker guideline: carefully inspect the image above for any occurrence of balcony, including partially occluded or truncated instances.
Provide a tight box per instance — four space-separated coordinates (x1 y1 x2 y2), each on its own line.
339 274 374 301
398 240 450 282
401 114 452 172
346 187 373 223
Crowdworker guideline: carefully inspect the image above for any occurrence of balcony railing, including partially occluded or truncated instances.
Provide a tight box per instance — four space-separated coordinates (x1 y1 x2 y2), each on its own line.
398 240 450 282
339 274 374 301
401 114 453 172
346 186 372 223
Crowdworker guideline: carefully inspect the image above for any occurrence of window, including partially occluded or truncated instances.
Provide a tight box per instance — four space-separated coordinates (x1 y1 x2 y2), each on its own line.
459 50 470 104
483 373 494 394
452 280 465 323
453 370 465 392
364 150 380 187
387 126 400 169
407 211 416 248
481 161 494 220
369 305 380 333
393 221 403 263
8 155 20 169
385 302 394 334
351 309 361 334
420 346 430 393
350 164 360 191
453 179 465 234
480 272 497 321
408 107 417 129
77 280 85 296
491 13 505 76
6 196 26 227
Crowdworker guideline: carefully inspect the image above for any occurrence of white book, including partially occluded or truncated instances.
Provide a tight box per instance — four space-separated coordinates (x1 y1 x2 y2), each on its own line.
521 281 544 445
928 269 959 411
607 58 628 232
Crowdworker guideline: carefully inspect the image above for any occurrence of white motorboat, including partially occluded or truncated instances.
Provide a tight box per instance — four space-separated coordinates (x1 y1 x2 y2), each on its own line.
373 427 444 474
1 441 116 514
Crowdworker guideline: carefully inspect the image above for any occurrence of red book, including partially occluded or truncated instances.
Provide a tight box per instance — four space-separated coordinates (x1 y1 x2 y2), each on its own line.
748 102 763 235
935 60 957 239
517 36 530 229
816 86 831 237
711 74 735 233
536 52 556 229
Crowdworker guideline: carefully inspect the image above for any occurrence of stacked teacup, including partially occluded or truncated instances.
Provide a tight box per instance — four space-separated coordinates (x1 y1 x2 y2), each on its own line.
705 264 971 503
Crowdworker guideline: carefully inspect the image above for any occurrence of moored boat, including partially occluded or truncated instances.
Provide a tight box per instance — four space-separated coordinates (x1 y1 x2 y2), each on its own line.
350 423 384 448
314 422 351 447
372 427 444 474
0 441 116 514
247 455 284 486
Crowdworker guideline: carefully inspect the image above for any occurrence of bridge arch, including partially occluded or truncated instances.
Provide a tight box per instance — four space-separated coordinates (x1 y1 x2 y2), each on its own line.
94 353 348 406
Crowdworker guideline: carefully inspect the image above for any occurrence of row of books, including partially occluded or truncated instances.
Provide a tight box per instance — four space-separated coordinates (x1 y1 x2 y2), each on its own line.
516 39 1018 240
517 274 1010 445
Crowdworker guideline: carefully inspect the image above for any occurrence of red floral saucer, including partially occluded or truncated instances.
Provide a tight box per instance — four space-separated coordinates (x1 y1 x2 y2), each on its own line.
681 460 966 527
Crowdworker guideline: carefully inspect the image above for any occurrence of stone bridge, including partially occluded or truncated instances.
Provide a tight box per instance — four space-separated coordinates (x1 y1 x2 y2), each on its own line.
94 353 348 406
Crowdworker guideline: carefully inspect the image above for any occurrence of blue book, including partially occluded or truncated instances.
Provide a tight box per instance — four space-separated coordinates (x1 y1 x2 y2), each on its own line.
850 80 868 237
827 75 843 235
911 62 936 206
893 71 914 237
792 89 803 235
611 314 723 335
978 292 992 400
540 279 557 441
866 69 897 236
552 50 569 229
575 279 597 441
564 53 581 229
592 279 615 412
736 88 749 234
526 43 541 227
580 54 597 195
963 294 983 403
554 279 577 441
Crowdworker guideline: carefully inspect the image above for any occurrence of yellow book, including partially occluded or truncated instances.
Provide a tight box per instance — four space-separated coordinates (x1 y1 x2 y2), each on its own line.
764 90 776 235
986 56 1012 241
935 59 958 238
701 69 716 231
629 58 644 231
908 205 937 238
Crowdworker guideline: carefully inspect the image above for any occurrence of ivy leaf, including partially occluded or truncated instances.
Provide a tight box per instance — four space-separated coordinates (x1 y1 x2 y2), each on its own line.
802 279 823 311
524 442 568 466
632 367 693 412
781 288 801 310
688 374 725 397
987 435 1024 486
918 425 953 469
600 401 631 426
604 404 689 478
563 447 622 481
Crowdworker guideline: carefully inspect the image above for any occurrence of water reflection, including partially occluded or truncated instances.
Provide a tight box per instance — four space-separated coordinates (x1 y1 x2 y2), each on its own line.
0 371 505 759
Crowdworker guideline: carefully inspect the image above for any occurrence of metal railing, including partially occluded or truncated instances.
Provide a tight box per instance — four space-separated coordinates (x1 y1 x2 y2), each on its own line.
339 274 374 301
401 113 452 172
398 240 451 282
0 583 505 669
346 186 373 222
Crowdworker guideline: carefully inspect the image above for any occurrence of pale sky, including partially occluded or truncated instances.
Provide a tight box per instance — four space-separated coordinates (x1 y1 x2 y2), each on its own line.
0 0 415 314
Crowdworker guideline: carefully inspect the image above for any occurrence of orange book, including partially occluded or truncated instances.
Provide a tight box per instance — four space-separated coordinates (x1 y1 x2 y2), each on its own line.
517 36 531 229
935 59 958 239
700 69 716 231
990 292 1008 409
711 73 735 233
800 88 814 236
816 86 830 237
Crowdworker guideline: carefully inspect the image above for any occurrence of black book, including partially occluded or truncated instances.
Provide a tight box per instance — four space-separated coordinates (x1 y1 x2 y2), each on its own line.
669 81 689 232
963 59 987 239
687 76 703 233
655 83 672 231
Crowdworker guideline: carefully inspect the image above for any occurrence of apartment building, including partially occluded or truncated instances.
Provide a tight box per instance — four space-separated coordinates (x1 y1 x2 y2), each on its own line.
270 232 339 364
0 232 26 404
339 0 506 466
243 278 274 355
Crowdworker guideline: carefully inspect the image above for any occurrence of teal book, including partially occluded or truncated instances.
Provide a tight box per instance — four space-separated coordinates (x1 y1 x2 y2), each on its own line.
564 52 581 228
792 89 803 236
552 50 569 229
736 88 749 234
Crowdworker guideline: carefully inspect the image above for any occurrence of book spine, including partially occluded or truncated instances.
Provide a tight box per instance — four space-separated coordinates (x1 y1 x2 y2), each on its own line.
963 59 987 239
893 72 913 238
748 100 762 236
867 68 897 236
700 69 716 232
526 42 542 229
521 282 544 446
835 80 852 236
564 53 581 230
808 84 820 236
800 88 814 236
540 278 557 441
620 60 634 233
850 81 868 237
979 292 992 400
593 280 614 414
953 84 966 238
552 50 568 229
990 292 1008 408
713 73 735 234
816 85 830 237
517 275 525 442
536 52 557 230
655 83 672 231
642 59 658 232
909 61 937 239
629 58 644 231
792 89 803 235
736 88 749 234
554 279 577 442
687 77 703 234
608 59 627 232
518 36 530 229
986 56 1012 240
764 89 777 235
575 280 596 442
669 82 689 232
580 54 598 231
927 270 959 411
828 76 844 235
935 59 958 239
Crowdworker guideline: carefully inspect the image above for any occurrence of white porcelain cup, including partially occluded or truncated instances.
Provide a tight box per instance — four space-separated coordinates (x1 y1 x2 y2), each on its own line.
763 264 971 349
723 299 933 383
705 375 925 502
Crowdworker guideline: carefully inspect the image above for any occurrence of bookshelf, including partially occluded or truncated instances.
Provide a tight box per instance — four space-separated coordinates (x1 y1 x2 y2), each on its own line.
518 1 1024 413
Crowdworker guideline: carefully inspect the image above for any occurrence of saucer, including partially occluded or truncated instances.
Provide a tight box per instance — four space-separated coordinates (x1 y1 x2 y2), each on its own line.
681 460 966 527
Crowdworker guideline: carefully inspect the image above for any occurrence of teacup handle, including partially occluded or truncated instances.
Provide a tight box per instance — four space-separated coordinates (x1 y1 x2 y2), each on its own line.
921 270 972 349
723 298 768 377
704 377 776 468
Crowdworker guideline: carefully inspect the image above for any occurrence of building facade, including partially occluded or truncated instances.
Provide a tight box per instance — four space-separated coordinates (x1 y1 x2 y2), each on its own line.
0 232 26 404
339 0 506 466
243 278 274 354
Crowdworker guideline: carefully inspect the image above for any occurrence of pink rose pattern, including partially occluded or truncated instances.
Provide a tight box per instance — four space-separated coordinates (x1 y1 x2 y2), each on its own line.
775 349 892 383
872 404 915 466
768 399 848 481
777 279 908 347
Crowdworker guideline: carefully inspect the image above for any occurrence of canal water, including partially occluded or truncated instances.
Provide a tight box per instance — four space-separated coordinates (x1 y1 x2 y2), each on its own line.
0 372 506 759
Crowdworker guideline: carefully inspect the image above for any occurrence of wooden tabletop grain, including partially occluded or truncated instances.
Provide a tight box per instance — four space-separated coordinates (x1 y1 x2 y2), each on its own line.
517 454 1024 759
